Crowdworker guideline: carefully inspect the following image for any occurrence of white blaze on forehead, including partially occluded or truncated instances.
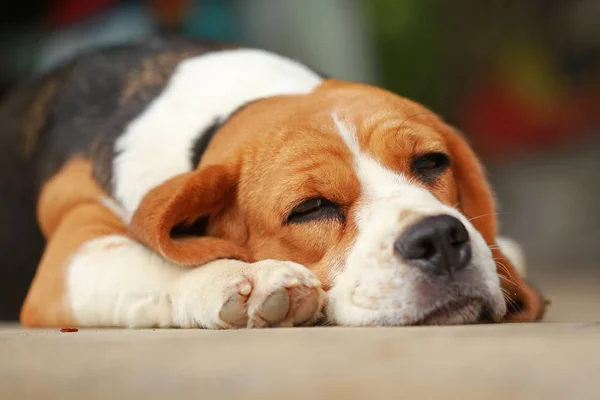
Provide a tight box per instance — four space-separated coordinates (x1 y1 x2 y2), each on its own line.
331 112 428 202
114 49 323 222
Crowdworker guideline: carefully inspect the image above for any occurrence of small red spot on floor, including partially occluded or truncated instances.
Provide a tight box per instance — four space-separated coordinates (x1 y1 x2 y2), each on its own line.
60 328 78 333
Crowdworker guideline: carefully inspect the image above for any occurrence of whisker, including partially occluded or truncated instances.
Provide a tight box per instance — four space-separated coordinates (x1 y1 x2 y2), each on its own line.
468 212 508 222
501 292 519 309
489 243 519 250
501 288 520 310
499 275 520 287
501 287 518 300
496 261 526 290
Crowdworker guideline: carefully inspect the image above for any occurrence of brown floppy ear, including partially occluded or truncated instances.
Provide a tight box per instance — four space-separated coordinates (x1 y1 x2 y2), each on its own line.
129 164 251 266
445 129 546 322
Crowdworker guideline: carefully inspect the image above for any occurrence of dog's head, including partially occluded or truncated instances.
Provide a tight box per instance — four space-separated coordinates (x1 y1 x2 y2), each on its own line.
131 79 545 326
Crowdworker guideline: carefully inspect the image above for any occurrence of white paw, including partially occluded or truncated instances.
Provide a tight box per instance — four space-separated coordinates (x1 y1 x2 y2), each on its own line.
172 259 326 329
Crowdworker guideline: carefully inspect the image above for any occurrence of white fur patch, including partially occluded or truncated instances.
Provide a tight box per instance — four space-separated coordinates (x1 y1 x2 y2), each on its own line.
113 49 323 222
67 235 180 327
332 112 414 200
327 113 505 326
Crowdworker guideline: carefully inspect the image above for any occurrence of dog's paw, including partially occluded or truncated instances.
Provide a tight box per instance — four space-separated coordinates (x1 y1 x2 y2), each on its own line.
218 260 325 328
172 259 326 329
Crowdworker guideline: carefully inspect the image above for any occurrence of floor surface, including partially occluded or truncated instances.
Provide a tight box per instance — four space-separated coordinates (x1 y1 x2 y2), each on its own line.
1 270 599 400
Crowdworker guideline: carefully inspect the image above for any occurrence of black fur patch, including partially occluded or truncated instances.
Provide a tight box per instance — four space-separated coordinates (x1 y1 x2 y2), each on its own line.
189 100 258 168
190 119 223 169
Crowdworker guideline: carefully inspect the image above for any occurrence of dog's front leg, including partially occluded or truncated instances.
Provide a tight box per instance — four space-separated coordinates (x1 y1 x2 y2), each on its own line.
26 230 325 328
66 237 326 328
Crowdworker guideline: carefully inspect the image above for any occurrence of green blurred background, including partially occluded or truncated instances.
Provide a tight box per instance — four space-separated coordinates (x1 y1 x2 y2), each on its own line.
1 0 599 283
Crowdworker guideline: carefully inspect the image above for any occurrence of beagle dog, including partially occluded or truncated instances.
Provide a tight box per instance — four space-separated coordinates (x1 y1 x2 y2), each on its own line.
4 37 545 328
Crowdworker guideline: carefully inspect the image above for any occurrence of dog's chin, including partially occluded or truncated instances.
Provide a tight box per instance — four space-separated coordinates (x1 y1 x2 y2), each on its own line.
324 294 504 327
409 298 493 326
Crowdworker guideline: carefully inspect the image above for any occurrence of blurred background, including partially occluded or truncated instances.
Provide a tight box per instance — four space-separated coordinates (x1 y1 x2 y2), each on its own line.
1 0 598 320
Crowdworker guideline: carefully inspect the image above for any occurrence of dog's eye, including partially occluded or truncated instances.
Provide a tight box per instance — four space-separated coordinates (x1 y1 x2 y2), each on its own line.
412 152 450 182
285 198 343 224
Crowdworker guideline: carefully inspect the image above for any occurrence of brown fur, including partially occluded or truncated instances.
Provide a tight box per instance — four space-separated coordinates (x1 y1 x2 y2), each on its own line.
22 158 127 327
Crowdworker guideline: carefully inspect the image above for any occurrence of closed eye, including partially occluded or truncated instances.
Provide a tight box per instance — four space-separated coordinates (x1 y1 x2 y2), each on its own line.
412 152 451 183
285 197 344 225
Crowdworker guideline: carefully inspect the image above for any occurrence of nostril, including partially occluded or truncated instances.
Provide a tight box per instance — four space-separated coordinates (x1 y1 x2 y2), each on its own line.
395 236 437 260
417 238 436 260
448 225 469 246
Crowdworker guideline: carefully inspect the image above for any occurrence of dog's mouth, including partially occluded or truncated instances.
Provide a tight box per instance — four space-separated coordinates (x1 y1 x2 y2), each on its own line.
411 297 492 326
342 288 500 326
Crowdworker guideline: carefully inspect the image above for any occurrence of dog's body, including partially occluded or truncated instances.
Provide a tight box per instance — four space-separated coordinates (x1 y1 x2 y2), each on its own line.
0 37 544 327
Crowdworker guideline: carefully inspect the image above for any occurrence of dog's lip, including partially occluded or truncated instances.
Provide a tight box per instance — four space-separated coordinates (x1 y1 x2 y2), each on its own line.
347 291 497 325
409 297 487 325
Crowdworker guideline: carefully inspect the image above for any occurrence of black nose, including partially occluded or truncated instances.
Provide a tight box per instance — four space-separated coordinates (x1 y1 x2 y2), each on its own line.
394 215 472 275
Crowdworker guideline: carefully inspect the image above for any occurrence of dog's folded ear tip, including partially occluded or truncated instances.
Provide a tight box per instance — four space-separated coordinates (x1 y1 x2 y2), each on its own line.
127 164 243 266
